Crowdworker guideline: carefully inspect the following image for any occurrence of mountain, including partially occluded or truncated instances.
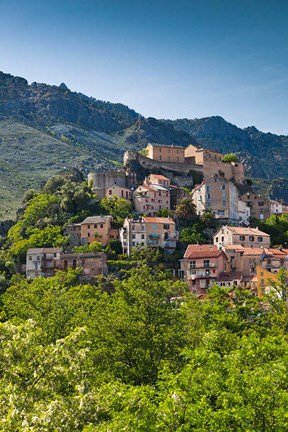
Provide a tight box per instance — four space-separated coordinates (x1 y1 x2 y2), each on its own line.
164 116 288 180
0 71 288 219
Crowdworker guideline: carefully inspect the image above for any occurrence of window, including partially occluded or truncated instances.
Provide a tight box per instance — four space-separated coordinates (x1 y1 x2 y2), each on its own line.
72 260 77 269
249 236 255 241
141 234 145 239
240 235 245 241
37 256 40 261
189 260 196 269
29 256 32 261
258 202 264 206
221 185 225 190
141 225 145 230
94 224 97 228
257 236 263 242
109 190 112 195
215 237 218 242
163 224 170 229
88 233 90 237
132 234 136 239
64 260 68 268
132 225 135 230
100 224 103 228
204 260 210 268
88 224 90 229
261 279 265 286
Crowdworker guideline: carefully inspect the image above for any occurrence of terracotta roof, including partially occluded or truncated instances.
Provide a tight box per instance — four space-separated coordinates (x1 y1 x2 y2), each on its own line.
149 174 170 180
223 245 245 251
226 226 269 236
263 248 288 257
184 244 225 259
143 217 175 225
81 215 112 224
241 248 264 256
217 272 243 282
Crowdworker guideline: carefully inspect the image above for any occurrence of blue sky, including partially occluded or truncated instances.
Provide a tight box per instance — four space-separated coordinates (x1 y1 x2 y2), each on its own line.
0 0 287 134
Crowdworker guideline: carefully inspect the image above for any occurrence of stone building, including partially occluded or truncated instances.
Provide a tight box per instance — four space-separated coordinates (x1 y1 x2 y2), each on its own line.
192 175 242 224
146 143 185 163
240 192 270 220
59 252 108 277
184 144 245 184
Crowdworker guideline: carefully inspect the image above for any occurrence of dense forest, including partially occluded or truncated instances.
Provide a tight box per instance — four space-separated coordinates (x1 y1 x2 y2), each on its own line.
1 173 288 430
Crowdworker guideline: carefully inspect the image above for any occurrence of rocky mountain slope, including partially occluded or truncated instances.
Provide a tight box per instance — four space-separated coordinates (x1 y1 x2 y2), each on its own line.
0 71 287 219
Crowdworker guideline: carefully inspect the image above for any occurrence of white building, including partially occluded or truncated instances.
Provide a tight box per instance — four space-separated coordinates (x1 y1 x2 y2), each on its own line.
26 248 63 279
269 200 283 215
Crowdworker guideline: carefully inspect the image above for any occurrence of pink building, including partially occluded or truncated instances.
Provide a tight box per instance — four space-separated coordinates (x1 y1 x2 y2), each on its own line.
105 184 132 201
180 244 228 296
133 184 170 215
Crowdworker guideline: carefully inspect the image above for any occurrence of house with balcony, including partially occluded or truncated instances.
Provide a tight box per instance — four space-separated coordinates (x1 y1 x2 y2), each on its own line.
143 217 177 252
120 217 146 256
26 247 63 279
180 244 228 296
120 216 177 255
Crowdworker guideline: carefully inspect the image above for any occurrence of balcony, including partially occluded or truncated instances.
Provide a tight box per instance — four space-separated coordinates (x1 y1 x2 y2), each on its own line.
189 263 217 270
188 269 214 279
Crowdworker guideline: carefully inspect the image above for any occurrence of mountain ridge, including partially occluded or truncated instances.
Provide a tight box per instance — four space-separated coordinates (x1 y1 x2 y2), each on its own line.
0 71 287 218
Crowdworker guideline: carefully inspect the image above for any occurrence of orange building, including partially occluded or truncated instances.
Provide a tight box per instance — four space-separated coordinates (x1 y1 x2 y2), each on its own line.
80 215 118 246
180 244 228 296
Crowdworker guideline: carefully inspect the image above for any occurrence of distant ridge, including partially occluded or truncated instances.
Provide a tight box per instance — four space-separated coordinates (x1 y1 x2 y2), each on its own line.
0 71 288 218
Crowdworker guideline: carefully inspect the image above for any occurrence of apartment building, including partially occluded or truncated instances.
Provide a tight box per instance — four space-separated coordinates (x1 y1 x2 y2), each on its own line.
120 216 177 255
192 176 242 224
180 244 228 296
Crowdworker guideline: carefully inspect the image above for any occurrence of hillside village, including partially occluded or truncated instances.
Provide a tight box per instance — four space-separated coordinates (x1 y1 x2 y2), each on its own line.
23 142 288 298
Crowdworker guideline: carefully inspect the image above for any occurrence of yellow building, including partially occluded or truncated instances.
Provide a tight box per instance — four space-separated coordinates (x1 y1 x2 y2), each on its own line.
256 266 277 297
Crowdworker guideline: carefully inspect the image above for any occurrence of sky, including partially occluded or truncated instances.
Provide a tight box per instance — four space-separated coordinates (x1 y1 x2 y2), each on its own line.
0 0 287 134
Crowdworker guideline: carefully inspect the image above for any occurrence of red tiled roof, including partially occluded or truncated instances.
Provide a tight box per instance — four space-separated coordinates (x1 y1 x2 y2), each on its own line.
184 244 224 259
241 248 264 256
149 174 170 180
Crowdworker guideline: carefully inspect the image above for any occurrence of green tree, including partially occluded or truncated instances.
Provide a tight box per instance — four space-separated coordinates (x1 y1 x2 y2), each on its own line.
175 197 197 226
100 196 131 226
222 153 239 163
